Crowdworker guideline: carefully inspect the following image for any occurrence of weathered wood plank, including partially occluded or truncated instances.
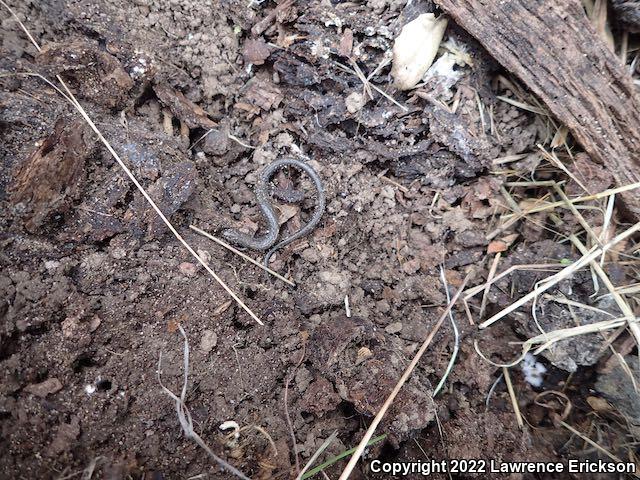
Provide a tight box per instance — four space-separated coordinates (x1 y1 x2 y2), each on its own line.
435 0 640 217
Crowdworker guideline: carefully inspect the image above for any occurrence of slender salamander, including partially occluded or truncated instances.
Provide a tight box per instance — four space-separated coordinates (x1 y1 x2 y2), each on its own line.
222 158 326 268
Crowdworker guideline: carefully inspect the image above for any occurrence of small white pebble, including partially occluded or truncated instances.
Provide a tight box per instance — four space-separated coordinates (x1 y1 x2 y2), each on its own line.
44 260 60 271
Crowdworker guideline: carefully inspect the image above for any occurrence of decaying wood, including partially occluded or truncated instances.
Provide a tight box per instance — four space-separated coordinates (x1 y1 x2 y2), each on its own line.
435 0 640 218
154 84 216 130
11 118 92 232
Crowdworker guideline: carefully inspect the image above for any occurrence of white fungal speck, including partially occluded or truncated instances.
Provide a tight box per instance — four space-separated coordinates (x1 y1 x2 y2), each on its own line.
521 353 547 387
85 384 96 395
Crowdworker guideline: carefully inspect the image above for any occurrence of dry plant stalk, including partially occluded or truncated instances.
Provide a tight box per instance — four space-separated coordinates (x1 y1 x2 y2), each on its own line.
559 420 624 464
0 1 262 325
502 367 523 429
479 222 640 329
337 273 470 480
570 235 640 358
432 265 460 396
189 225 295 286
500 181 640 219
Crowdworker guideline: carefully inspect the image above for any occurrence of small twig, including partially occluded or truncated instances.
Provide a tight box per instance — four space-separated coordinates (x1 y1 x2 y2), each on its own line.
284 341 307 475
338 273 470 479
190 225 295 286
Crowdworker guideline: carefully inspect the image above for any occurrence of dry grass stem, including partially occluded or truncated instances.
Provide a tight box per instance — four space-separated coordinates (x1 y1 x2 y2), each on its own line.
475 315 638 369
502 367 523 428
570 235 640 360
464 263 563 300
479 222 640 329
539 146 589 194
337 273 470 480
501 181 640 218
433 266 460 396
559 421 626 465
333 60 408 112
480 253 502 319
555 186 600 245
544 294 616 317
496 95 548 115
190 225 295 286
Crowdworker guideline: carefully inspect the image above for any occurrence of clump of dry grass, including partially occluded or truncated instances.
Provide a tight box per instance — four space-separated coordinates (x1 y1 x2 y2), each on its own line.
467 73 640 466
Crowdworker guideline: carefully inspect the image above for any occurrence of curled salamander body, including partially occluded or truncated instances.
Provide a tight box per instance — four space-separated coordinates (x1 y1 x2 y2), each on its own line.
222 158 325 268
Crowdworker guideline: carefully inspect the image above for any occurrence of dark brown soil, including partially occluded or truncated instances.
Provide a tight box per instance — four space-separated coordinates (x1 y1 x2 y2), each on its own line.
1 1 637 479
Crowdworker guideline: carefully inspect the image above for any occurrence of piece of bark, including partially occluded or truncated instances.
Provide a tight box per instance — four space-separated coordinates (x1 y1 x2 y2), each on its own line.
154 84 216 129
24 378 63 397
435 0 640 218
338 28 354 58
242 38 272 65
37 41 134 109
11 118 91 232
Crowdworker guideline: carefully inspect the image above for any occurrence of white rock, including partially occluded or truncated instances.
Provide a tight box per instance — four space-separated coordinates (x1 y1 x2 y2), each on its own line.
199 330 218 354
346 91 366 113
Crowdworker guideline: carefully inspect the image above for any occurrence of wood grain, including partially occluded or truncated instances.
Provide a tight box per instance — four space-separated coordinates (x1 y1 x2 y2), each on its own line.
435 0 640 217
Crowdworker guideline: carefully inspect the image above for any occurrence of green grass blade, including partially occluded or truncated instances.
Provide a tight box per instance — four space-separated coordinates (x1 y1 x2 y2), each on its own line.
301 434 387 479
